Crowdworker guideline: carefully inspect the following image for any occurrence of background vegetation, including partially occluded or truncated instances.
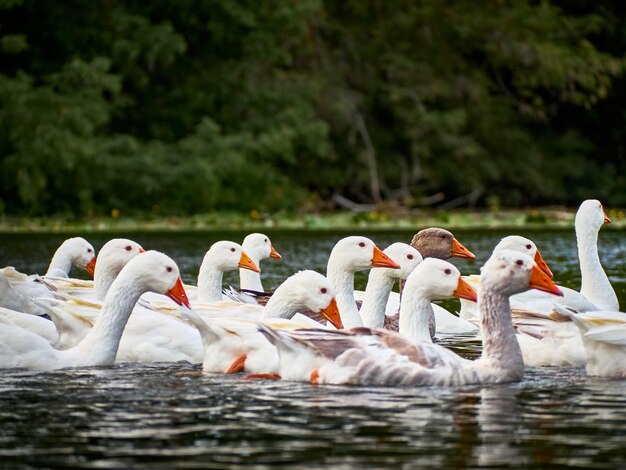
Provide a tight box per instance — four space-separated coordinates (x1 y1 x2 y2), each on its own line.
1 0 626 218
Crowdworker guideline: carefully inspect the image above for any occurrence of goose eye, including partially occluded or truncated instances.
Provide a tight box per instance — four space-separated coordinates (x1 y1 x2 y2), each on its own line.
444 268 451 275
320 287 327 294
125 245 132 251
87 248 92 253
358 242 366 247
264 238 268 243
525 244 532 250
230 248 236 252
516 259 524 266
441 235 446 239
407 254 414 260
166 266 173 273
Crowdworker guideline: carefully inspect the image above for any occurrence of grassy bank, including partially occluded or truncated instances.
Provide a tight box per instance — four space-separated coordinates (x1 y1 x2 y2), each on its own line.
1 207 625 233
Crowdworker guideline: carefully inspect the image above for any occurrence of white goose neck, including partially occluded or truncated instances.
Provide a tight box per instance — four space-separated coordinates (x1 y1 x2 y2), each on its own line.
197 267 225 303
399 289 433 342
576 224 618 310
478 284 524 377
327 262 363 328
94 265 123 301
360 270 395 328
69 271 145 365
260 289 299 320
45 245 73 278
240 252 263 291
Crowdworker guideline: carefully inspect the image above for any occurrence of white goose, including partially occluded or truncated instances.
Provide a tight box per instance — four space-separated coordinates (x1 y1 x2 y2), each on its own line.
459 235 554 320
500 200 614 314
0 237 97 315
555 305 626 377
44 238 144 302
39 239 205 363
260 250 561 386
40 239 145 347
358 243 423 329
357 243 476 335
44 237 97 278
465 201 615 367
0 251 190 371
240 233 281 292
196 241 260 303
181 270 341 376
326 236 400 328
406 227 478 333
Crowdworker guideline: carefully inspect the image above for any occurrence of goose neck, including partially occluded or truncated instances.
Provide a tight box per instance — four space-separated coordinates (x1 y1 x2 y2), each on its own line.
327 263 363 328
70 272 145 365
260 290 298 320
576 224 618 310
94 265 123 301
197 267 225 303
478 284 524 375
399 289 434 342
45 247 73 278
240 264 263 292
360 270 395 328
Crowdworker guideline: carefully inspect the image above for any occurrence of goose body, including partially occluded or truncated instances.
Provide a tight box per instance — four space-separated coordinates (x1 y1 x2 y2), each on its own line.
261 250 561 386
555 306 626 377
181 270 341 374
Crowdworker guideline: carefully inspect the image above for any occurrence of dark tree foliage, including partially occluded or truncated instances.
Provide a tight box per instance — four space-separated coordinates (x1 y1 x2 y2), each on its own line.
0 0 624 216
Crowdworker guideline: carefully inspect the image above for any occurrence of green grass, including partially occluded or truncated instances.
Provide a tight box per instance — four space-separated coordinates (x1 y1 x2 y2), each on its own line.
2 207 625 233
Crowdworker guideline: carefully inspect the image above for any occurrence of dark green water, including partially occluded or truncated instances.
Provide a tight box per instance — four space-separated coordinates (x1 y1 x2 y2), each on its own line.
0 229 625 469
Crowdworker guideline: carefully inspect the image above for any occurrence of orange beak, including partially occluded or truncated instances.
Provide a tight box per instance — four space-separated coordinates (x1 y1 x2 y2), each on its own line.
602 205 611 224
239 251 261 273
371 245 401 269
84 256 96 277
138 246 145 253
167 277 191 308
269 245 282 260
320 297 343 329
451 238 475 259
534 249 553 278
452 277 478 302
529 265 563 296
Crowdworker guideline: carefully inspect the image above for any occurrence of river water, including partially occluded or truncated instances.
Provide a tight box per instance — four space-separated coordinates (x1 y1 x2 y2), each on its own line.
0 229 625 469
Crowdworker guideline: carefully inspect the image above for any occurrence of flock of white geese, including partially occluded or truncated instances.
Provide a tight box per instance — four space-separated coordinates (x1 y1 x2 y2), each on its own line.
0 199 624 385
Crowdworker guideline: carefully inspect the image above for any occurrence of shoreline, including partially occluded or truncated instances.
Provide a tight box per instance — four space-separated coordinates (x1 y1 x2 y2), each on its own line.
1 207 624 233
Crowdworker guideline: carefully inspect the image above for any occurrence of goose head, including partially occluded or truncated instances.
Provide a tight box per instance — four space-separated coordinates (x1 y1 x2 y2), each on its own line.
273 270 342 329
328 236 400 272
481 250 562 298
201 241 260 273
575 199 610 235
405 258 477 301
410 228 475 260
242 233 282 262
61 237 97 276
94 238 144 280
493 235 553 278
126 251 190 308
377 243 423 280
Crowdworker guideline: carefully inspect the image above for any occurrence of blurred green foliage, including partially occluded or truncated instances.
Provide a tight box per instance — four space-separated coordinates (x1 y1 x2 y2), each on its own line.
1 0 625 216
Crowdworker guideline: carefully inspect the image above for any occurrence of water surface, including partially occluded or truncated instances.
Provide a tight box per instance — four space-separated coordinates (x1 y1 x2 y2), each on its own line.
0 229 625 468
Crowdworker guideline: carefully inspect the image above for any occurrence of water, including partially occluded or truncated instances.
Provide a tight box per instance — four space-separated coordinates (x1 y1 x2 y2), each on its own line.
0 229 625 468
